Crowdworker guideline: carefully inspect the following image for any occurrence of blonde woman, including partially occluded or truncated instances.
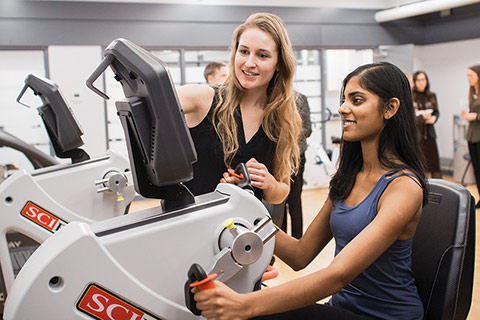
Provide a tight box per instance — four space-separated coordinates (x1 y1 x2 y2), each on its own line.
177 13 301 204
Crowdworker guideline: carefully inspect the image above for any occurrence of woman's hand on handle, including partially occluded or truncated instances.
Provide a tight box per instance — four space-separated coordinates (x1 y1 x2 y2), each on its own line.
246 158 289 204
193 281 250 320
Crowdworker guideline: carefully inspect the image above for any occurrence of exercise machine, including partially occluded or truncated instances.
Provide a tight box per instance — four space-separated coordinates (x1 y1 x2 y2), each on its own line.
0 74 135 312
304 109 341 189
4 38 277 319
0 129 58 171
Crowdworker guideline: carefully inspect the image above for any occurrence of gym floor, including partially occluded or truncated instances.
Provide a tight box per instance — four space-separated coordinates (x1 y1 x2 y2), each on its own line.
130 175 480 318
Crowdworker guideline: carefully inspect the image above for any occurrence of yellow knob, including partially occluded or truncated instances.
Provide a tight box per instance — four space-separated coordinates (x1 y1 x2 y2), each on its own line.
223 218 235 230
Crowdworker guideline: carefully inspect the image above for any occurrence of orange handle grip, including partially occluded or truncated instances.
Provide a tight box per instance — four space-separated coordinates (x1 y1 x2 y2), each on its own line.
261 265 279 282
227 168 244 179
190 273 217 291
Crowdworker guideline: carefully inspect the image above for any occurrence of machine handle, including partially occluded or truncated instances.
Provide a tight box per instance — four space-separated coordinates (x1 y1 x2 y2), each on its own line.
227 168 243 179
230 163 254 194
85 54 113 100
184 263 217 315
261 265 279 282
190 273 217 291
16 83 33 108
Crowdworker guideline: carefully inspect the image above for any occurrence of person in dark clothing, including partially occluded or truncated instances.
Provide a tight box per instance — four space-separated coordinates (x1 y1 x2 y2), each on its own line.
177 12 301 204
412 71 442 178
461 65 480 208
193 63 427 320
281 92 312 239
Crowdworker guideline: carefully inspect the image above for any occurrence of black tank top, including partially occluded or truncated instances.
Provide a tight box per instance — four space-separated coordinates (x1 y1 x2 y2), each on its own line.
184 90 276 200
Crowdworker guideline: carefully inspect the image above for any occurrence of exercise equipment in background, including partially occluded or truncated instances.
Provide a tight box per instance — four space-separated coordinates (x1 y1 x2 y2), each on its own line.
0 74 136 313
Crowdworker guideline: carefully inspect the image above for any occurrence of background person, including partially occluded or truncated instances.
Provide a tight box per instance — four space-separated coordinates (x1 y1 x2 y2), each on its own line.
177 12 301 205
193 62 427 320
461 65 480 207
412 71 442 178
204 61 227 85
281 91 312 239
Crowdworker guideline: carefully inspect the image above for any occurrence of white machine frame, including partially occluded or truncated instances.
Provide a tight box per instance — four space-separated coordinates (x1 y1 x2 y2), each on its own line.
4 183 276 319
0 150 135 303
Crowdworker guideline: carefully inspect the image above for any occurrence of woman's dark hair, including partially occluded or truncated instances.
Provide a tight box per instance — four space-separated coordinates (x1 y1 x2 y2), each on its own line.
469 65 480 81
468 65 480 109
329 62 428 206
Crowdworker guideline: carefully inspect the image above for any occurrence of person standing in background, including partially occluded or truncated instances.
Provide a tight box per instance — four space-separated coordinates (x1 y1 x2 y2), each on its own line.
461 65 480 208
281 92 312 239
412 71 442 178
203 61 227 85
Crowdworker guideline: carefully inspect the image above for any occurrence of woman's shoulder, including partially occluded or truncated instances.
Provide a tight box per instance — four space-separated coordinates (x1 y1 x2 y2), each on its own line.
177 84 215 126
385 170 423 199
427 91 438 101
178 83 215 101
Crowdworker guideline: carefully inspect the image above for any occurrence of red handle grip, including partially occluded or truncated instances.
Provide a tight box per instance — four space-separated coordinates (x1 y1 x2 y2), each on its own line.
261 265 279 282
227 168 244 179
190 273 217 291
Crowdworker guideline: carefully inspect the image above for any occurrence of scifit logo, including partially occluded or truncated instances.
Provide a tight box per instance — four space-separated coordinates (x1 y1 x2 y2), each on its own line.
77 284 162 320
20 201 67 233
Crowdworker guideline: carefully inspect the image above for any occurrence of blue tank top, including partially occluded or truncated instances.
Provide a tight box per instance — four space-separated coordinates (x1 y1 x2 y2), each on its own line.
329 169 424 320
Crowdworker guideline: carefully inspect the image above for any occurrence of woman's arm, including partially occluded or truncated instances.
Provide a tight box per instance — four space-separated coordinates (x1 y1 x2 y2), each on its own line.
426 93 439 124
431 93 439 116
274 198 333 270
460 109 479 122
176 84 215 127
296 93 312 140
194 175 423 319
194 198 335 319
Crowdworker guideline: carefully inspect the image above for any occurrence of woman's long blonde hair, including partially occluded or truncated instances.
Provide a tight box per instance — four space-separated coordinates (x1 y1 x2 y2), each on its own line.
213 12 301 182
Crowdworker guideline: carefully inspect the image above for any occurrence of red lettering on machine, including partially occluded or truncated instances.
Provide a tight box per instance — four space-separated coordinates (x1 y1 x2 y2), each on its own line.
20 201 67 233
77 284 162 320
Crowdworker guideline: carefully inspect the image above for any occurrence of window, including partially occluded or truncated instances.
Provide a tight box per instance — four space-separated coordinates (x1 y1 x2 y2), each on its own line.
0 50 49 169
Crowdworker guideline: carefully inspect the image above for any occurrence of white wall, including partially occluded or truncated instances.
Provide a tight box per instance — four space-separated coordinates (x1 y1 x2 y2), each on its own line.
414 38 480 162
48 46 107 158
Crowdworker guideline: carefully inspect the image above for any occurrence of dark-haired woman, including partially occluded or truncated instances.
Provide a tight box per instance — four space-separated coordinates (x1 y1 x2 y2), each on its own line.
412 71 442 178
193 62 427 320
461 65 480 208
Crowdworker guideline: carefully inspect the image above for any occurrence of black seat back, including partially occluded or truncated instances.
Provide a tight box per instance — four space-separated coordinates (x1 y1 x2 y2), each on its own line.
17 74 90 163
412 179 475 320
86 39 197 209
